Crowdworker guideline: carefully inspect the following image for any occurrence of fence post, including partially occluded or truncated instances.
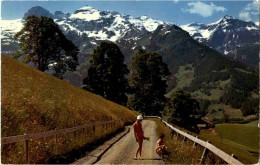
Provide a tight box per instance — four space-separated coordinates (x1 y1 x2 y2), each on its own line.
93 125 96 135
175 133 179 140
199 141 209 164
170 130 174 138
74 131 77 140
25 140 29 164
181 136 186 147
55 129 58 155
84 127 87 142
193 136 198 148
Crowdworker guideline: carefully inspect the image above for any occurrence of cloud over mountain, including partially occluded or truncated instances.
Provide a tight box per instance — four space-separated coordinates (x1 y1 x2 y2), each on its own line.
181 1 227 17
239 0 259 22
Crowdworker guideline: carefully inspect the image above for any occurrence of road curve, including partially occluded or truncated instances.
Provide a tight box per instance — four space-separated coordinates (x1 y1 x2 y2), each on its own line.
96 120 164 164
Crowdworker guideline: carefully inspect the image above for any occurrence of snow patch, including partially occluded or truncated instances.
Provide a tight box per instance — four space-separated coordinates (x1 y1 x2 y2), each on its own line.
164 31 171 35
246 26 258 30
129 16 165 32
1 19 23 33
70 6 101 21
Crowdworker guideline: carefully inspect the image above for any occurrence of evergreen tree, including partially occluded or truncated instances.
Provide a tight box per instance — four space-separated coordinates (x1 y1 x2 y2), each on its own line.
241 98 258 116
83 41 129 105
128 49 170 115
13 15 78 79
164 90 200 131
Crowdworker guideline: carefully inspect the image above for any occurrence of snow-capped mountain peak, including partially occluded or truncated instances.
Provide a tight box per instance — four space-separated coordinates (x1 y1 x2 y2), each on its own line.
222 15 234 20
181 15 259 54
1 5 172 53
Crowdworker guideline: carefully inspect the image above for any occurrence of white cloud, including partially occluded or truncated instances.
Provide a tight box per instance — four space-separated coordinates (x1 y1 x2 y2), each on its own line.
181 1 227 17
239 12 251 21
173 0 179 3
239 1 259 22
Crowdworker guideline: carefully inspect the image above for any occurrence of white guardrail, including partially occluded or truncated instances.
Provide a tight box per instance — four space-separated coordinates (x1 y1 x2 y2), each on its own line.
145 116 243 165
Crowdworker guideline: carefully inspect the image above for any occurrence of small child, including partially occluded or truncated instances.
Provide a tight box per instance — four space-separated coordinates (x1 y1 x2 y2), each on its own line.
155 133 169 158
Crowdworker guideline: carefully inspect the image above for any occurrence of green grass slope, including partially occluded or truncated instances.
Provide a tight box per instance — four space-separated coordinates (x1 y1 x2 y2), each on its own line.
199 122 259 164
1 55 137 163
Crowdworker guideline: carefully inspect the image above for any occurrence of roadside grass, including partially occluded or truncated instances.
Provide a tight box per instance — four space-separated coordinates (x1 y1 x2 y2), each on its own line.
149 118 205 164
1 56 138 163
199 122 259 164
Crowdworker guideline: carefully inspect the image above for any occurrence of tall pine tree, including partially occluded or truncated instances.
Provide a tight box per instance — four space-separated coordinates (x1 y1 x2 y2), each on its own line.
128 49 170 115
83 41 129 105
13 16 79 79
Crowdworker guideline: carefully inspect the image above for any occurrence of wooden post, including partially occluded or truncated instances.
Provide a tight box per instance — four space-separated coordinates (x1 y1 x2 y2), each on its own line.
171 130 174 138
55 129 58 155
84 127 87 142
74 131 77 140
175 133 179 140
199 141 209 164
193 136 198 148
181 136 186 147
93 126 96 135
25 140 29 164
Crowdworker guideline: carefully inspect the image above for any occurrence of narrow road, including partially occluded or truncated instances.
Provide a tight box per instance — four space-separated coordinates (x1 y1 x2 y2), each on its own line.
95 120 163 164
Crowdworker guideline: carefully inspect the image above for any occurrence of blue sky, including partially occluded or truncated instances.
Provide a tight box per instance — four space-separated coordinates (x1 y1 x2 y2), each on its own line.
1 1 259 25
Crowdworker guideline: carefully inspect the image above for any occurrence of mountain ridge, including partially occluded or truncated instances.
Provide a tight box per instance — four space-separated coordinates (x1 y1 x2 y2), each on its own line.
181 15 259 57
2 6 258 61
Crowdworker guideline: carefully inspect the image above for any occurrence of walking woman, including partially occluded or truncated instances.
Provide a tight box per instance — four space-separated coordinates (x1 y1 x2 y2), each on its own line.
133 115 149 159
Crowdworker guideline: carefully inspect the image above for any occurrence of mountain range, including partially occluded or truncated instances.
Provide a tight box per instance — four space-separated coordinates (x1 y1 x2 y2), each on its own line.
181 15 259 55
1 6 258 79
2 6 259 67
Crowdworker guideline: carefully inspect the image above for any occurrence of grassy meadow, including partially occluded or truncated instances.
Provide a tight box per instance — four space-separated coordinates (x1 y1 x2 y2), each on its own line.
1 56 138 163
199 121 259 164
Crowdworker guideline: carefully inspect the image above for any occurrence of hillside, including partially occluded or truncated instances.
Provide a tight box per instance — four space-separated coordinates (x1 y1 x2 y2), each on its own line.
199 122 259 164
1 55 137 163
227 43 259 68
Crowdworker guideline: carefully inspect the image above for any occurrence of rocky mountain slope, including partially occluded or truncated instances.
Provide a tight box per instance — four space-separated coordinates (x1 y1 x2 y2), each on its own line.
181 15 259 64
